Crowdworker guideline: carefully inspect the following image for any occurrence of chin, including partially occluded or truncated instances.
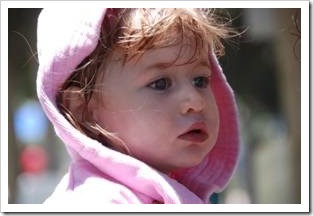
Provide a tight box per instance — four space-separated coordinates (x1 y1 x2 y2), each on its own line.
177 157 205 170
184 146 211 165
188 158 204 168
159 160 202 174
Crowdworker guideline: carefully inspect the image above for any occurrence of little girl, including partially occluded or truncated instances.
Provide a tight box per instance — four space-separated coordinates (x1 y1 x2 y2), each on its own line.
37 8 240 204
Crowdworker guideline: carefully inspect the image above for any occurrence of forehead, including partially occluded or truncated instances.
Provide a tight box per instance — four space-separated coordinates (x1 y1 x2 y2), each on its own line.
132 39 210 69
103 32 210 79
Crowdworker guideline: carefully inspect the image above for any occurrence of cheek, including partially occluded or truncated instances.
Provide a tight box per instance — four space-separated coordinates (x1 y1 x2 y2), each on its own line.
95 103 173 144
211 97 219 126
127 108 173 142
207 94 220 142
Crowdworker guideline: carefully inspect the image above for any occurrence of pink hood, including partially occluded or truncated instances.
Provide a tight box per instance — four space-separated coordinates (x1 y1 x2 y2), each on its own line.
37 8 240 204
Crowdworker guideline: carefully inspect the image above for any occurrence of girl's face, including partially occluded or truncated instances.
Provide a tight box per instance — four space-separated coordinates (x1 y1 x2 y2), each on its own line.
92 42 219 174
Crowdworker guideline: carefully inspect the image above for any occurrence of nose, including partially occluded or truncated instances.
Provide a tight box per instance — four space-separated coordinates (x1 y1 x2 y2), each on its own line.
179 85 206 115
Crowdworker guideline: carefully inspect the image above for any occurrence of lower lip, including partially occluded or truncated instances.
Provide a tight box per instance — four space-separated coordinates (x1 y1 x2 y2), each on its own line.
178 132 208 143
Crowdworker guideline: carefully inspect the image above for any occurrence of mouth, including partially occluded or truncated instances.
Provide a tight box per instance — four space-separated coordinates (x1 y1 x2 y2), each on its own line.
178 122 209 143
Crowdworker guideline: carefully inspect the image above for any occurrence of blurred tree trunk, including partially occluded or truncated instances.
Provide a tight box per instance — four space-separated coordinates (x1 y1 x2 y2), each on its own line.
8 67 18 204
274 8 301 203
8 8 41 203
8 9 20 204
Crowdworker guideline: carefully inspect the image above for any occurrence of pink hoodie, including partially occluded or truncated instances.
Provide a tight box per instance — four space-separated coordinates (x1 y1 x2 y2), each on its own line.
37 8 240 204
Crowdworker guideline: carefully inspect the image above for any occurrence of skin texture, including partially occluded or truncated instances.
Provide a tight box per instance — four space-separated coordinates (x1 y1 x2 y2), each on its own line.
91 41 220 174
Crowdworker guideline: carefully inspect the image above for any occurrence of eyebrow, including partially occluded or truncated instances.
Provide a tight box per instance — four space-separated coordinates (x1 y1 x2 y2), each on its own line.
146 60 211 71
197 60 211 69
146 62 174 71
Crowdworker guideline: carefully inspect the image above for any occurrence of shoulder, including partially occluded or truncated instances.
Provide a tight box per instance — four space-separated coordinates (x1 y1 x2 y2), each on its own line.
44 163 145 206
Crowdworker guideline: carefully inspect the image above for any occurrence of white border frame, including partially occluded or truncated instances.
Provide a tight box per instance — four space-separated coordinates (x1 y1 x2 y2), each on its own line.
1 0 309 213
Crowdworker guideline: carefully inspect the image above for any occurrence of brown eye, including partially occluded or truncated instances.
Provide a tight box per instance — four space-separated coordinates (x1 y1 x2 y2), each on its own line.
148 78 172 91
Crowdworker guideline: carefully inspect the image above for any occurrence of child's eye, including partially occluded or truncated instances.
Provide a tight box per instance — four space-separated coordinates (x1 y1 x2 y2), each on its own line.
193 76 210 89
148 78 172 91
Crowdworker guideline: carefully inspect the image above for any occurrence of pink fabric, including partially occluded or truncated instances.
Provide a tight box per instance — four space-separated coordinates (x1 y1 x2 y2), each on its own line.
37 8 240 204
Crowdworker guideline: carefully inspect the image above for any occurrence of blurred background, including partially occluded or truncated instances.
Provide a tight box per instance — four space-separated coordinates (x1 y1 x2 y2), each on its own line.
8 8 301 204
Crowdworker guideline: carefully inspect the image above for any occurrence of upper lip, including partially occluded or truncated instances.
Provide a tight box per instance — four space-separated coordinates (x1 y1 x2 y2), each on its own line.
179 121 208 136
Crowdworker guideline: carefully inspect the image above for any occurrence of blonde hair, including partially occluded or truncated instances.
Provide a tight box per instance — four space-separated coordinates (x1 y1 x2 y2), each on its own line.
56 8 236 154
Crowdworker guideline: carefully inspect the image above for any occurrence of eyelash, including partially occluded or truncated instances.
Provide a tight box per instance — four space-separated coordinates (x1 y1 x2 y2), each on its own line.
147 76 211 91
